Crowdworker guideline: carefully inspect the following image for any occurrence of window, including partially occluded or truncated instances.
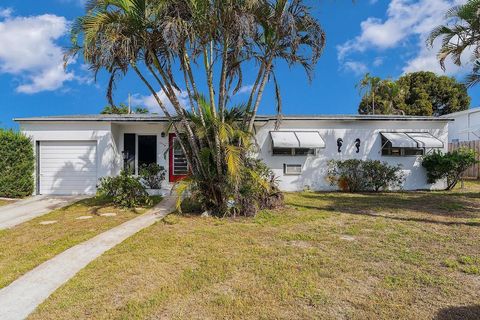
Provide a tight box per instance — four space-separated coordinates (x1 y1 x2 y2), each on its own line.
173 138 188 175
295 148 316 156
169 133 189 182
284 164 302 175
273 147 316 156
381 136 424 156
138 135 157 168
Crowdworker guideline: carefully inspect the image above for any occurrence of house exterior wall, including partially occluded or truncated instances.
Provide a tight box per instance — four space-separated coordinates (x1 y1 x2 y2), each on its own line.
20 118 449 194
254 119 449 191
112 123 170 176
19 121 120 194
444 108 480 142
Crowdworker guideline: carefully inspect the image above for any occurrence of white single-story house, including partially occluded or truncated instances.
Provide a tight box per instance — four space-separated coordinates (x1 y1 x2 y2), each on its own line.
442 107 480 142
15 114 451 195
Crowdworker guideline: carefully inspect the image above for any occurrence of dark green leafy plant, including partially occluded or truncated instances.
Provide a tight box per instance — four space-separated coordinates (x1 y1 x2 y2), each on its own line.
327 159 405 192
362 160 405 192
422 148 478 190
97 170 151 208
139 163 166 189
101 103 149 114
0 129 34 198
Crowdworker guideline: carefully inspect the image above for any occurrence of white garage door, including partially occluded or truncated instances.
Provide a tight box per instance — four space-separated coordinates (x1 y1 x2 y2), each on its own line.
39 141 97 195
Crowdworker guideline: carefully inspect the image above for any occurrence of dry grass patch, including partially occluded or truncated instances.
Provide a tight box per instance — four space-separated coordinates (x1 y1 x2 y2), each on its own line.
30 183 480 320
0 196 161 289
0 199 16 207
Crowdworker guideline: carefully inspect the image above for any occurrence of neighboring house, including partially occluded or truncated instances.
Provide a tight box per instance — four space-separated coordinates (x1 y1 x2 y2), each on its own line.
442 107 480 142
15 114 451 195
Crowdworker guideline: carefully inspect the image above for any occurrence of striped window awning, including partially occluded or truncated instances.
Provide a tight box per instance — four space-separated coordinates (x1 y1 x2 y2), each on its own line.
381 132 443 148
270 131 326 148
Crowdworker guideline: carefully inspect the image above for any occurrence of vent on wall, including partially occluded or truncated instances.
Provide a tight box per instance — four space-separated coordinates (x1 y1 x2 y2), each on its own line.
284 164 302 175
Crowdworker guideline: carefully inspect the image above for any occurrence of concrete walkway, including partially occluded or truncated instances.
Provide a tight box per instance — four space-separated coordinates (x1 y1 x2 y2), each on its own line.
0 196 176 320
0 195 84 230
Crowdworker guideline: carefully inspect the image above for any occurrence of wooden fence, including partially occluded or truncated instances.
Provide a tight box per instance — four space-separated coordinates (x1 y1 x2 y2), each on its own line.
448 140 480 180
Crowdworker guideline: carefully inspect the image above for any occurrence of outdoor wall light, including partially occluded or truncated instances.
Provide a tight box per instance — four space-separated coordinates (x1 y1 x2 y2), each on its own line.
355 138 361 153
337 138 343 153
161 132 166 138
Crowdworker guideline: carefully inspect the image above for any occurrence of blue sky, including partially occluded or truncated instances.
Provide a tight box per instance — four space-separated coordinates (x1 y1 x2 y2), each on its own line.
0 0 478 128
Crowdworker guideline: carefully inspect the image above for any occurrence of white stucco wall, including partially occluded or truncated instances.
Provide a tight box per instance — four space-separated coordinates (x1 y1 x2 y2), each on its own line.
254 119 449 191
20 121 120 194
445 108 480 142
20 118 449 194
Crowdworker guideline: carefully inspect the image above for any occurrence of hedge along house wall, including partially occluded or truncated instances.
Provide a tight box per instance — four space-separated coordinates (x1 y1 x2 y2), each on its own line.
0 129 35 198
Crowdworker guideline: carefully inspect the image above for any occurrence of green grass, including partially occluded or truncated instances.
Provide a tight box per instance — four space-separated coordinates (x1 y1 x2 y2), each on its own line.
0 196 162 289
29 182 480 319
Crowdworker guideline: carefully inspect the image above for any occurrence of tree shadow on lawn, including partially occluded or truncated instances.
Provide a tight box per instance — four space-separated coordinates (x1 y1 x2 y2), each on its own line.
55 196 160 216
57 196 112 216
434 305 480 320
290 191 480 225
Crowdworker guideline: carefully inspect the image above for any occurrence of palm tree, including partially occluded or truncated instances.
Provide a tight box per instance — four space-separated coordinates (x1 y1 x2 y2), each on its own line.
67 0 325 216
427 0 480 87
356 73 381 114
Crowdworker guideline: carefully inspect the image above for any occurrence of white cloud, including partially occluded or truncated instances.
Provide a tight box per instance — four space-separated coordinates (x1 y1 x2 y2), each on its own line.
341 61 368 76
0 11 76 93
58 0 86 6
373 57 384 67
130 89 189 114
0 8 12 18
337 0 469 76
235 84 254 95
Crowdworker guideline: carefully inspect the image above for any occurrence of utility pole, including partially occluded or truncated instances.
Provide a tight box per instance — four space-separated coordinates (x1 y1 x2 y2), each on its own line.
128 93 132 114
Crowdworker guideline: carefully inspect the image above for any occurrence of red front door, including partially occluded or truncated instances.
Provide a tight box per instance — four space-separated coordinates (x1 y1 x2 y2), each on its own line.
168 133 189 182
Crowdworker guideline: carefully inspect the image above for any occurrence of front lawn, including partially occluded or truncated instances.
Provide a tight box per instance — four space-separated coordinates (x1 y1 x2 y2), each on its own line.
0 196 162 289
31 183 480 320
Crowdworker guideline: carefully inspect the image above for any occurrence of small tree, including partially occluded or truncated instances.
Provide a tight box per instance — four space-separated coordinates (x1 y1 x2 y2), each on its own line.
422 148 478 190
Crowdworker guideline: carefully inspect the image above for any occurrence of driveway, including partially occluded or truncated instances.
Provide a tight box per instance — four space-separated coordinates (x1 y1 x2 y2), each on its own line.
0 195 85 230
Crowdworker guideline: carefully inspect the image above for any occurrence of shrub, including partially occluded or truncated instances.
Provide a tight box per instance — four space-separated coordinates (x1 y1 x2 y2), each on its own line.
327 159 405 192
0 130 34 198
139 163 165 189
238 159 284 216
178 159 283 217
327 159 366 192
422 148 478 190
97 170 151 208
362 160 405 192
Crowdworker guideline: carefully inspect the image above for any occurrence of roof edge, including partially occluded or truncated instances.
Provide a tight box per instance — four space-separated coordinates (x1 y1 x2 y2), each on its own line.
15 114 453 122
